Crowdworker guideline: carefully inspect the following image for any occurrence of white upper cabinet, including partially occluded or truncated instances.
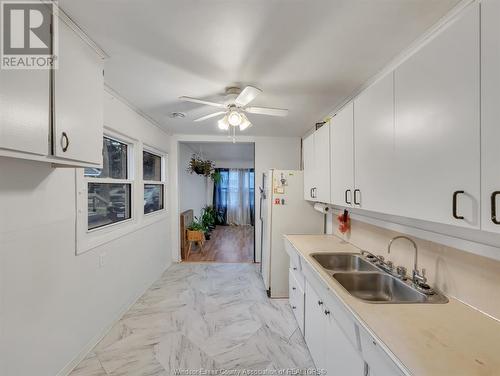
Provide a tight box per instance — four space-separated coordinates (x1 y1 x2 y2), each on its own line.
394 3 480 228
0 67 50 156
303 133 315 200
314 123 331 203
330 102 354 207
354 73 397 213
481 0 500 234
303 123 331 202
53 20 104 165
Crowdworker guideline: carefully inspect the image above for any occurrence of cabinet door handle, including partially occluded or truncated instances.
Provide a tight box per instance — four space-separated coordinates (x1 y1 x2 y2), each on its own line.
317 300 323 306
354 189 361 205
324 309 330 315
491 191 500 224
452 190 465 220
292 306 297 310
345 189 352 205
61 132 69 152
292 287 296 291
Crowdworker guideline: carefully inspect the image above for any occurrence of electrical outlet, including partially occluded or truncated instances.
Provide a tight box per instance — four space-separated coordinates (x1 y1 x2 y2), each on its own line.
99 253 106 268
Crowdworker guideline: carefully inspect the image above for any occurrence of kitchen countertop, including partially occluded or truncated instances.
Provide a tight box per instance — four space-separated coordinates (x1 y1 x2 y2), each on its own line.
284 234 500 376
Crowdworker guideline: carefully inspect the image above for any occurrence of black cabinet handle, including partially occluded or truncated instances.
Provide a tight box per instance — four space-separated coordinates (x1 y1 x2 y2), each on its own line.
310 188 314 198
324 309 330 315
354 189 361 205
452 190 465 220
317 300 323 306
345 189 352 205
491 191 500 224
61 132 69 152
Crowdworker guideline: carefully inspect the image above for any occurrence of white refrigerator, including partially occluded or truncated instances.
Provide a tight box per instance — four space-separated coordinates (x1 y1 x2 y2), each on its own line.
260 170 324 298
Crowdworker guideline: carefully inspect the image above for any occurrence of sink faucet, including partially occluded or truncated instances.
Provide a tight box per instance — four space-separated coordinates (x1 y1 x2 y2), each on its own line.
387 236 427 286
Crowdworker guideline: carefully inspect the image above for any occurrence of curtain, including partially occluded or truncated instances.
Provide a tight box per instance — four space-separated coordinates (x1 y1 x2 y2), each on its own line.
213 168 254 226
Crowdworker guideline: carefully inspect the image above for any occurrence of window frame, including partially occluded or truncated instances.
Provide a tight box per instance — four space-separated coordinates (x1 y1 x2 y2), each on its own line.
75 128 169 255
142 145 167 217
85 135 135 232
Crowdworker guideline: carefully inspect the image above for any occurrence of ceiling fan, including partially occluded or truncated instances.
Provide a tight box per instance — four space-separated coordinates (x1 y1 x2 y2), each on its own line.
179 86 288 132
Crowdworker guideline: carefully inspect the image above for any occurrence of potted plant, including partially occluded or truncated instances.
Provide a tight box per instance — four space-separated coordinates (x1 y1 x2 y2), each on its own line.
201 206 216 232
188 155 215 177
186 217 206 242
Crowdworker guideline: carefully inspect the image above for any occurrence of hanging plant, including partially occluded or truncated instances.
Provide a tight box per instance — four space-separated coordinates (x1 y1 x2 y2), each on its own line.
188 154 214 177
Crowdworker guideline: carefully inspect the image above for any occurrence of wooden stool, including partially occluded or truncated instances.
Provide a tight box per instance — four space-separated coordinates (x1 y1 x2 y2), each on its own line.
186 230 205 260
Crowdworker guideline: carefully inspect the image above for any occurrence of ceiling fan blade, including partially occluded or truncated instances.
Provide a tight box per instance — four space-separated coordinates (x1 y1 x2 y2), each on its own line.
234 86 262 107
194 111 226 122
179 96 226 108
245 106 288 117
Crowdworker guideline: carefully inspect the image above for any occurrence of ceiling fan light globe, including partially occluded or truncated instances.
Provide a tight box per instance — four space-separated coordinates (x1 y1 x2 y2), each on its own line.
239 119 251 131
228 111 242 126
218 117 229 130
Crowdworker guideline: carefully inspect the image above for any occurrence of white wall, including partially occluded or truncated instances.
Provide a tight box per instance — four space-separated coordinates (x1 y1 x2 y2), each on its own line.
178 143 208 218
169 135 301 262
214 160 254 169
0 91 172 376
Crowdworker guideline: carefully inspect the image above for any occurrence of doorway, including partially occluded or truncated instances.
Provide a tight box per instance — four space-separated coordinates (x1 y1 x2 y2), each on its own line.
178 141 255 262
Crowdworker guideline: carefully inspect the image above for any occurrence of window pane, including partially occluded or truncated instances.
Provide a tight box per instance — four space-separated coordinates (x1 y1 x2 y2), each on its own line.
143 151 161 181
144 184 164 214
84 137 128 179
88 183 131 230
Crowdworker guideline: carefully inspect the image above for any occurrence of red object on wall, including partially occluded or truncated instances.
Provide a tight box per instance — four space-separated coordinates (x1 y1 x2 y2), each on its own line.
337 209 351 234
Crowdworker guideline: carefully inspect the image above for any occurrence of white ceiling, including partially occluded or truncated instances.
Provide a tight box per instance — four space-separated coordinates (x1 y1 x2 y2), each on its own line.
182 142 254 163
60 0 459 137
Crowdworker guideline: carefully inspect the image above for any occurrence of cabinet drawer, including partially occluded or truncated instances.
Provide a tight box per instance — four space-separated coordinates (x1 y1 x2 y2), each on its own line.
290 261 305 291
289 269 305 333
359 327 404 376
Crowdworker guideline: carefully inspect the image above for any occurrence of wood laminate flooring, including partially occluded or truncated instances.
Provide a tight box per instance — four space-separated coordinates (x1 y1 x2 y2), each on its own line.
69 263 314 376
186 225 254 263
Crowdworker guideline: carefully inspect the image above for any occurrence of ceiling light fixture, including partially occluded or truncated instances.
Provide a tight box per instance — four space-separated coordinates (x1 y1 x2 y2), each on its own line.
227 110 243 127
218 116 229 130
239 114 252 131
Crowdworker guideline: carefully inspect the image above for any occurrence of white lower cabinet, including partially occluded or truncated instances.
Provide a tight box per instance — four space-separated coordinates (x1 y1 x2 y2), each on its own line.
289 268 305 334
305 281 365 375
359 327 403 376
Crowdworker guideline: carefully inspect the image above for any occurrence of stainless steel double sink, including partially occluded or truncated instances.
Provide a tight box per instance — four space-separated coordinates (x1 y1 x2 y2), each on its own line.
311 253 448 304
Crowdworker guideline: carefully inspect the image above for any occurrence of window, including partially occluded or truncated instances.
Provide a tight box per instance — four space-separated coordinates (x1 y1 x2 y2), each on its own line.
84 137 132 230
143 150 165 214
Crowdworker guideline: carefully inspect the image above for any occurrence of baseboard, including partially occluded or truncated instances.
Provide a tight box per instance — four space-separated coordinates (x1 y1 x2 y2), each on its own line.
56 263 171 376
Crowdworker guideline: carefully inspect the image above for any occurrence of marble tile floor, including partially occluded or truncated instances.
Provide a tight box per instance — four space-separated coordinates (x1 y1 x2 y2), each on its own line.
69 263 315 376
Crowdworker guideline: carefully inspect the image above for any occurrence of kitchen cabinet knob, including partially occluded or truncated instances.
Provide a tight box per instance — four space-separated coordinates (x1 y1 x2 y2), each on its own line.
491 191 500 224
324 310 330 315
452 190 465 220
292 287 296 291
292 306 297 310
354 189 361 205
61 132 69 152
317 300 323 306
293 267 297 271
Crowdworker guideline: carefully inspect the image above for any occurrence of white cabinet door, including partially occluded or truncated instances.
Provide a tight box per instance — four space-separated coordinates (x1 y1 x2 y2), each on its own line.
325 308 365 376
0 68 50 156
303 133 315 201
331 102 354 206
481 0 500 233
394 4 480 228
53 20 103 165
304 282 326 370
314 123 331 203
354 73 397 213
